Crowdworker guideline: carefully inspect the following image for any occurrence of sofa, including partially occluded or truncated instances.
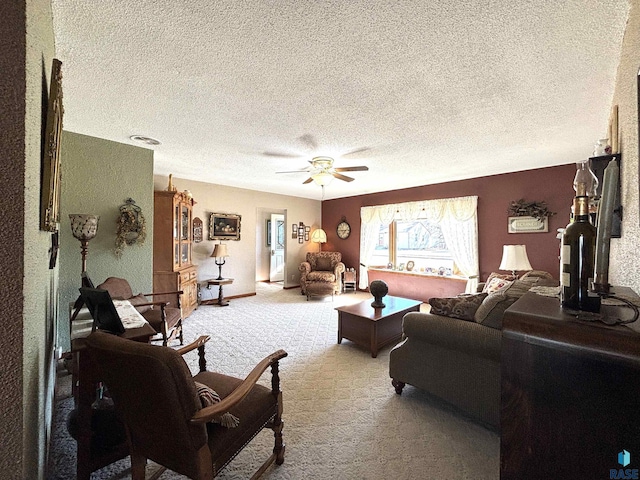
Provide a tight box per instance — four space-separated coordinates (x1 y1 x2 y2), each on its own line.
389 271 554 429
299 251 346 297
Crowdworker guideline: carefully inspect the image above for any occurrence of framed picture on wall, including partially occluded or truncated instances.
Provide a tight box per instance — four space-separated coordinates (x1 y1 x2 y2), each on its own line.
209 213 241 241
40 59 63 232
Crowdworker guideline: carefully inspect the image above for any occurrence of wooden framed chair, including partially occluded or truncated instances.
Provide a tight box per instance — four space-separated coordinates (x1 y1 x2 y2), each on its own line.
84 331 287 479
96 277 183 346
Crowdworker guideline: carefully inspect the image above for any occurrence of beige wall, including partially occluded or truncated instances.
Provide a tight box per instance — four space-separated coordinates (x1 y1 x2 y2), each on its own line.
154 175 321 297
610 0 640 294
0 0 56 477
58 131 154 351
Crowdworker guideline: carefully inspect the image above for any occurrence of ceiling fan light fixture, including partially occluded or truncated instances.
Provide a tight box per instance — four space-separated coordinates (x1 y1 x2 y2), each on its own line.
311 171 333 186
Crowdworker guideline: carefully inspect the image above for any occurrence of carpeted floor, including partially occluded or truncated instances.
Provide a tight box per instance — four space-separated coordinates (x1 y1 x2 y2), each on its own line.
47 282 499 479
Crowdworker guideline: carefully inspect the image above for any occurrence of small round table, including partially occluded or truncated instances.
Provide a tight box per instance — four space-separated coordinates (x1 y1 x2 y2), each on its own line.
206 278 234 306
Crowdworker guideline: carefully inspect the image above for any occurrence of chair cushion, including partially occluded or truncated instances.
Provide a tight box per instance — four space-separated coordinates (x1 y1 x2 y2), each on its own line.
97 277 134 300
194 381 239 428
128 294 152 314
142 306 181 331
307 271 336 282
428 293 488 321
194 371 277 473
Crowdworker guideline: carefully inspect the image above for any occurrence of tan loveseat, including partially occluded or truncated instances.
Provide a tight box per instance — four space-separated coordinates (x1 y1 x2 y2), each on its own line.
389 272 554 429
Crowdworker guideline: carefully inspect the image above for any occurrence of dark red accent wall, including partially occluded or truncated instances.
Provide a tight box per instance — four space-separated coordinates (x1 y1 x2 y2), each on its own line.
322 164 576 282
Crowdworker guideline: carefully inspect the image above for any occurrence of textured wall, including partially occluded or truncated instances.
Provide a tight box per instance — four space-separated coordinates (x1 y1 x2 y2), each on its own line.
153 175 321 297
0 0 57 477
610 0 640 294
0 1 28 475
58 132 154 351
323 164 576 282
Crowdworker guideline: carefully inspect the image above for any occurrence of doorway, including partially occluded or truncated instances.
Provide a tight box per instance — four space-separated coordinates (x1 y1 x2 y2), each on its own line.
269 213 285 282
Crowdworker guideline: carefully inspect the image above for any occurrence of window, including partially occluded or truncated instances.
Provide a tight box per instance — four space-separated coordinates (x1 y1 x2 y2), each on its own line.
359 196 478 289
370 219 457 275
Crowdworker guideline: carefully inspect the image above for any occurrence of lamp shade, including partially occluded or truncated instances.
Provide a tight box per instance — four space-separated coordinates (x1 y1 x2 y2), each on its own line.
211 243 228 258
310 228 327 244
499 245 532 272
311 172 333 186
69 214 100 241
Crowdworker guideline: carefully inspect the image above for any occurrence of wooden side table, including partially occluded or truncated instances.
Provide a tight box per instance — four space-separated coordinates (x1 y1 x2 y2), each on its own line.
206 278 234 306
343 270 357 292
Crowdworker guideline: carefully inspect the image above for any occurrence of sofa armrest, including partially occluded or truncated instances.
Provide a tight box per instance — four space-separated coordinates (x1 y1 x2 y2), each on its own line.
402 312 501 362
334 262 346 276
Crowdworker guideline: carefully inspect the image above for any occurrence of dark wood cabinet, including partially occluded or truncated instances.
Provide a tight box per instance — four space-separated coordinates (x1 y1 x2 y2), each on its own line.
153 190 198 318
501 290 640 480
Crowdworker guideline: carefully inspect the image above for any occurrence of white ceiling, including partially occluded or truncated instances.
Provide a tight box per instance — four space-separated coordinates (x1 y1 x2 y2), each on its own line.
51 1 630 200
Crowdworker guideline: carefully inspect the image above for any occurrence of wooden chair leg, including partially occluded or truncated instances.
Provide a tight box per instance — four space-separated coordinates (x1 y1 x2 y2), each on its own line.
178 319 184 344
161 321 169 346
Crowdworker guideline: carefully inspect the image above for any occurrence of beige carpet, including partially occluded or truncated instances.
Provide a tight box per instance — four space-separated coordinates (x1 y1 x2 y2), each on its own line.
47 283 499 479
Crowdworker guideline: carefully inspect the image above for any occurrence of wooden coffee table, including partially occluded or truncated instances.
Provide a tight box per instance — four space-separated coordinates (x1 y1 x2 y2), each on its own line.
335 296 422 357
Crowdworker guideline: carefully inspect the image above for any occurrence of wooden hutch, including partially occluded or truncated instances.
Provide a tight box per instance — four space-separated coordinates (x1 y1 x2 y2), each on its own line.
153 190 198 318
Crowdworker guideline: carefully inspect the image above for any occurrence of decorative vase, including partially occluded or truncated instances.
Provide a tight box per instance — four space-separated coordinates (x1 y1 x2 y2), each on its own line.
370 280 389 308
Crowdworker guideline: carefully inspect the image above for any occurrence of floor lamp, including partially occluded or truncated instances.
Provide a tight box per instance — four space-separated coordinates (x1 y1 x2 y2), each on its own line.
69 214 100 322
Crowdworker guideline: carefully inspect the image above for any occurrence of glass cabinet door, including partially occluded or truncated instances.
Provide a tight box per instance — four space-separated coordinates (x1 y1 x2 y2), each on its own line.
174 203 180 239
181 205 189 241
174 242 180 269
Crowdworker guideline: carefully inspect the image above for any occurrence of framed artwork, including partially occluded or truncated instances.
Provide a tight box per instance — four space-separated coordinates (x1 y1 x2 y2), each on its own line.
209 213 241 241
266 219 272 246
192 217 203 243
292 224 298 239
40 58 63 232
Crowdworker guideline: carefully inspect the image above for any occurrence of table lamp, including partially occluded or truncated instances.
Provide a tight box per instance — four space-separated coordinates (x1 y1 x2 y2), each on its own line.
211 243 229 280
499 245 532 278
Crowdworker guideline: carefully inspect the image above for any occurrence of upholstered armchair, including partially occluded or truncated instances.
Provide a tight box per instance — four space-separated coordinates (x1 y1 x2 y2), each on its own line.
299 252 346 297
96 277 183 346
84 331 287 479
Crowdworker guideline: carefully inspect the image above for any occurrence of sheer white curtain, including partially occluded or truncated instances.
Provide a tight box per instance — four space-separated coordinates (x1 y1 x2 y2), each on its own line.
359 196 479 292
359 205 396 289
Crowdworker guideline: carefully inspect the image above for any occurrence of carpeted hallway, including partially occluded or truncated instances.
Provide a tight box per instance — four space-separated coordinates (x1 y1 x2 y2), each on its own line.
47 282 499 479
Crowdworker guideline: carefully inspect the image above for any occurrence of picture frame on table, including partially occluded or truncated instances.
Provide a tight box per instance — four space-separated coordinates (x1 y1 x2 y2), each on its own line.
40 59 63 232
209 213 241 241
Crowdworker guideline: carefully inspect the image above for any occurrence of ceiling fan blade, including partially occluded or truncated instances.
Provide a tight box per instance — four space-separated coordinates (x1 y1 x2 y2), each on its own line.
303 177 314 184
334 166 369 172
341 146 371 158
332 172 355 182
276 168 311 174
296 133 318 150
262 151 305 158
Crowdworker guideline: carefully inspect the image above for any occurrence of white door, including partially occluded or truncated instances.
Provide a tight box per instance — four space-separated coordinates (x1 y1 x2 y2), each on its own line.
269 214 285 282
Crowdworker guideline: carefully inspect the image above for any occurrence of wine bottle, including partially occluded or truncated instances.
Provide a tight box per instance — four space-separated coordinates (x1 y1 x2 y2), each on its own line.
560 192 598 311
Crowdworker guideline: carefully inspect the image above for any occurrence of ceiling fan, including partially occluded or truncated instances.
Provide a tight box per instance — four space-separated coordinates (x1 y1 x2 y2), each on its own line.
276 156 369 185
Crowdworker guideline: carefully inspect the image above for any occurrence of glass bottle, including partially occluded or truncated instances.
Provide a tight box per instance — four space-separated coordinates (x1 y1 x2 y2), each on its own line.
560 189 597 311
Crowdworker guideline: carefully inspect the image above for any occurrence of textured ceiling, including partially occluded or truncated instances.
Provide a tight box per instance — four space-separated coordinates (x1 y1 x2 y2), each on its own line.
51 1 630 200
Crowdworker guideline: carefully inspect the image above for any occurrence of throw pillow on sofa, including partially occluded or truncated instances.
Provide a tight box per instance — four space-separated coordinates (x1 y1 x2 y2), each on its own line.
474 291 517 329
482 276 514 294
428 293 488 321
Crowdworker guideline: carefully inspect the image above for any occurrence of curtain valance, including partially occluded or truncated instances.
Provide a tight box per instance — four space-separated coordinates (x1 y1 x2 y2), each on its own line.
360 196 477 224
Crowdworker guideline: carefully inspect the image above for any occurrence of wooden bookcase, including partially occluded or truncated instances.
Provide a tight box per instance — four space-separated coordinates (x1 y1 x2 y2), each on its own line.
153 190 198 318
